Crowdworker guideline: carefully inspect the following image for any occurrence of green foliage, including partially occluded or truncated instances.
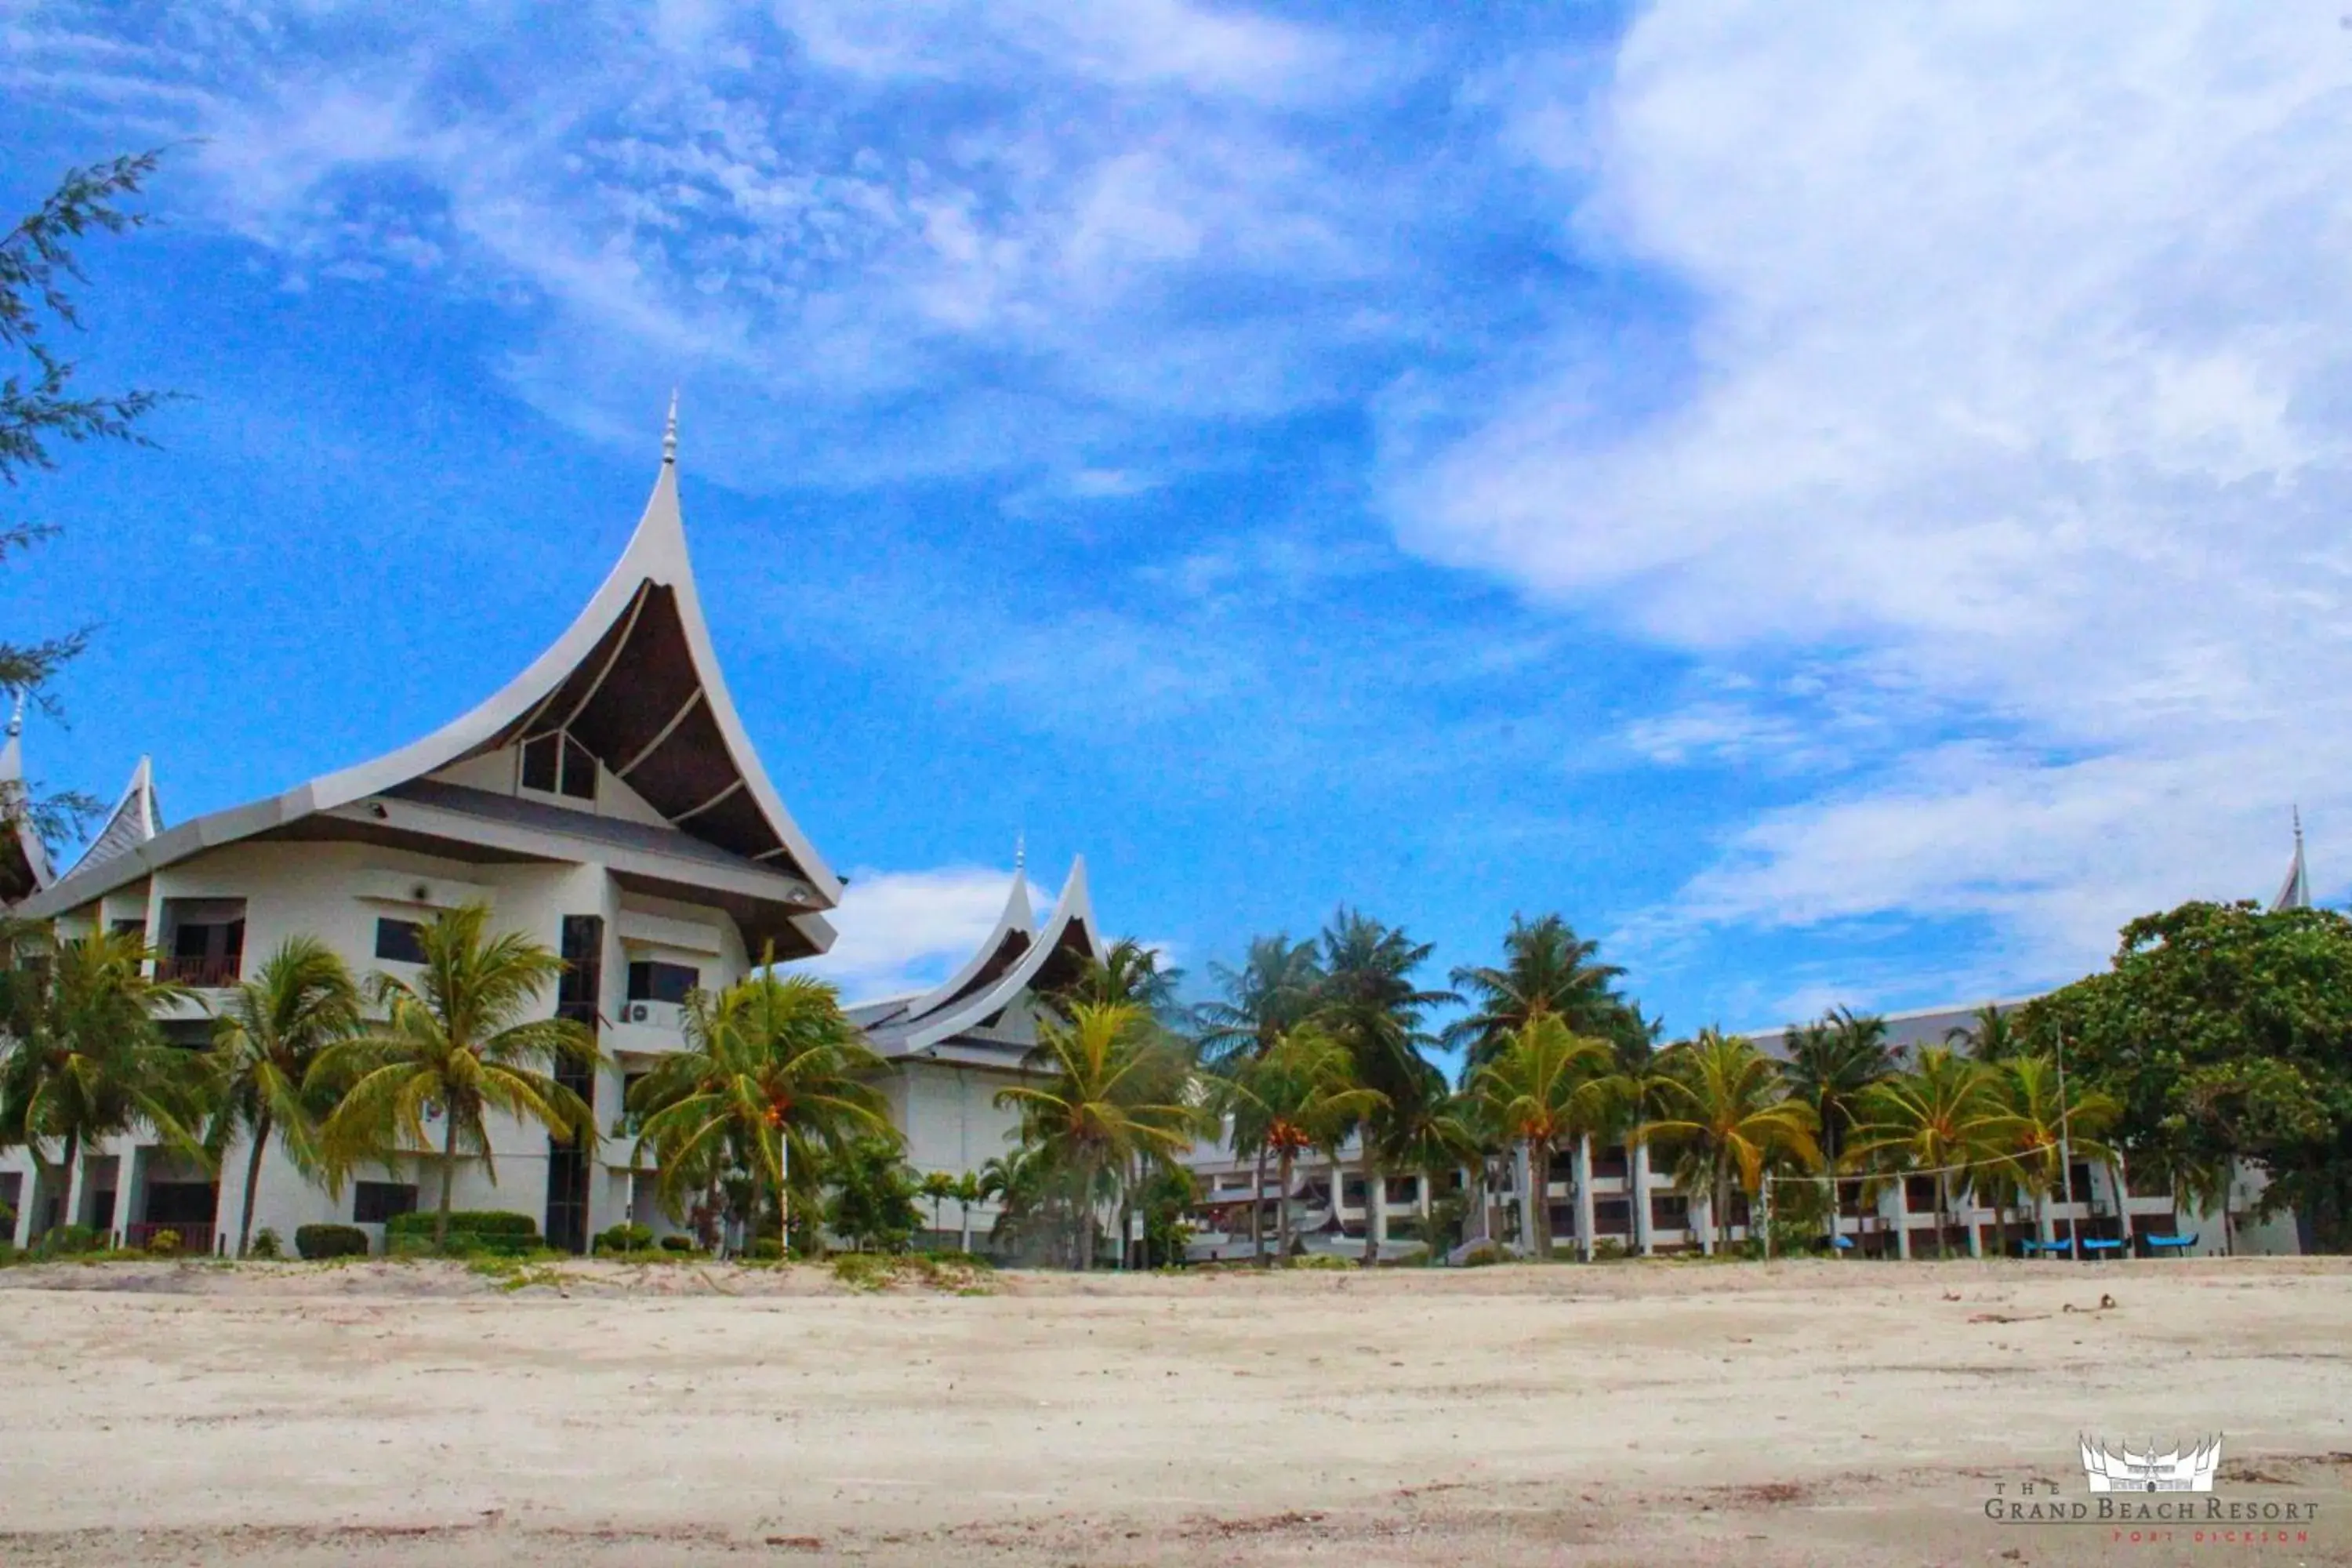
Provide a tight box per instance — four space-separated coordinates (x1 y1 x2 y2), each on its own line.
823 1137 921 1254
593 1222 655 1255
1287 1252 1352 1270
1589 1236 1629 1261
314 904 596 1252
743 1237 785 1261
832 1250 996 1293
659 1233 695 1253
1641 1029 1821 1254
249 1227 283 1261
1445 913 1642 1074
34 1222 101 1258
384 1210 538 1256
3 151 172 818
2022 899 2352 1250
207 937 360 1258
142 1226 183 1255
1467 1014 1620 1257
294 1223 368 1260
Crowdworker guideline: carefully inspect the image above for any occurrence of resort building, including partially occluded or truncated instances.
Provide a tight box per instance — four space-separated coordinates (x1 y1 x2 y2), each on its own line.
0 419 1074 1256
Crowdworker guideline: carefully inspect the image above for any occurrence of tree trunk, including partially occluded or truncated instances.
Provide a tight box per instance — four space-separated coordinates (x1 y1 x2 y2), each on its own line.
778 1128 790 1254
435 1113 459 1251
237 1113 271 1258
1531 1139 1553 1258
1936 1171 1955 1260
1359 1144 1381 1268
1076 1155 1097 1272
1714 1158 1732 1256
1250 1145 1267 1266
1276 1149 1294 1265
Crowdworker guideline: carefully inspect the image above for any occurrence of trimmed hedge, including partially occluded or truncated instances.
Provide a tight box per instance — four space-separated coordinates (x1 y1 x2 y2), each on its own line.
659 1234 695 1254
296 1224 369 1260
593 1223 655 1255
385 1210 540 1256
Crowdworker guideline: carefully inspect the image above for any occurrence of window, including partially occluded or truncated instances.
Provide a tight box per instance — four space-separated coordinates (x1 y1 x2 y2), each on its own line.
1385 1175 1421 1205
1341 1177 1368 1208
626 960 699 1004
354 1181 419 1224
1593 1197 1631 1233
1650 1192 1691 1230
375 919 427 964
520 731 598 801
1594 1145 1630 1181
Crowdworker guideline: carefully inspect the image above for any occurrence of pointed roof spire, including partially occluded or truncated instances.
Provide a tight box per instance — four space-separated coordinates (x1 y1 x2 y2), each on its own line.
64 754 162 881
1 696 54 904
1014 828 1025 873
662 389 678 466
5 691 22 741
2272 807 2311 912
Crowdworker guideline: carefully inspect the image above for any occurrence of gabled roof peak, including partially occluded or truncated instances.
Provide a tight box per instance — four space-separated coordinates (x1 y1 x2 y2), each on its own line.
64 754 162 882
0 699 54 904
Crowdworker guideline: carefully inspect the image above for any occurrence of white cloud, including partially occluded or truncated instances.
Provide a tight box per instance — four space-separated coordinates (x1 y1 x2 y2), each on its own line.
796 862 1044 1003
1389 3 2352 985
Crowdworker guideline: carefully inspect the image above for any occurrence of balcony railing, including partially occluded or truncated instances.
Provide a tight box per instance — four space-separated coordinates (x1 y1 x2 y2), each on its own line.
156 955 242 988
127 1221 214 1254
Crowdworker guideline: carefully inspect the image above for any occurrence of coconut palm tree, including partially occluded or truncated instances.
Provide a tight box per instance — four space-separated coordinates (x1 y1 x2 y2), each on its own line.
1946 1004 2024 1063
919 1169 960 1243
1783 1007 1896 1239
1217 1025 1384 1264
1639 1029 1821 1254
629 967 891 1256
205 936 361 1257
950 1169 984 1254
1467 1014 1621 1258
1984 1054 2119 1249
1444 914 1629 1071
314 903 598 1251
1052 937 1187 1022
1843 1047 2009 1258
995 1001 1200 1270
0 925 202 1237
1314 908 1454 1265
1193 934 1325 1258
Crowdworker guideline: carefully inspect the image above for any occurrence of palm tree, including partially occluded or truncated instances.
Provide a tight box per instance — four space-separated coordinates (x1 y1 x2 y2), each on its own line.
1193 934 1324 1258
1783 1006 1896 1240
1984 1054 2118 1250
1053 937 1187 1022
1467 1014 1619 1258
1843 1047 2008 1258
996 1000 1200 1270
0 926 202 1237
314 903 598 1252
950 1169 984 1254
1946 1004 2022 1062
1445 914 1629 1070
1314 908 1454 1265
1217 1026 1384 1264
205 937 360 1257
629 967 892 1256
1639 1029 1821 1254
920 1170 959 1243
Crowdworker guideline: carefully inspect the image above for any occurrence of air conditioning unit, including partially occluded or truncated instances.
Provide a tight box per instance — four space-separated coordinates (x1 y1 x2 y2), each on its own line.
625 1003 651 1024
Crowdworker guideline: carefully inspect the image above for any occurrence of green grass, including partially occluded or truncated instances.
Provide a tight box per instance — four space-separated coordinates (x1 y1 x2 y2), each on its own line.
831 1251 996 1294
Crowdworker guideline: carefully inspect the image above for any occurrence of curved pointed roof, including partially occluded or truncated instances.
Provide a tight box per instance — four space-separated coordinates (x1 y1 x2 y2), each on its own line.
867 857 1106 1058
302 426 840 898
62 755 162 882
0 701 54 906
17 418 840 944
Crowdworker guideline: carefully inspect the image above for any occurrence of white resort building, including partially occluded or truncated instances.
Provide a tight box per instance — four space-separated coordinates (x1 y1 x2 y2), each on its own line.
0 418 1080 1256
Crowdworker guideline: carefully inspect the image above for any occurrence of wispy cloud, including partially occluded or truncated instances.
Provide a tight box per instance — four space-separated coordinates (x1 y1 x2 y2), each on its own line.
797 862 1042 1003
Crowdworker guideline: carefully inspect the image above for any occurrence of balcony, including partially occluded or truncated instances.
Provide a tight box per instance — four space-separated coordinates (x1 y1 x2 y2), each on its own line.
156 954 242 988
126 1221 214 1254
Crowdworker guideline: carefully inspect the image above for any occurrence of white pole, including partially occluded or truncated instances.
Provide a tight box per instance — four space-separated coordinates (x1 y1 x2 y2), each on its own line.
2056 1029 2079 1261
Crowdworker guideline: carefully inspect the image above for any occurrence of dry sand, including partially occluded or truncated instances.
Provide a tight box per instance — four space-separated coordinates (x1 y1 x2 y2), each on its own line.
0 1255 2346 1566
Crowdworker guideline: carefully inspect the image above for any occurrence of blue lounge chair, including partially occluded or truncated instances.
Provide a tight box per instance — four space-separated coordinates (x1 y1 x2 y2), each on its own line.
2018 1239 2064 1257
2080 1237 2125 1258
2143 1232 2197 1255
1831 1235 1854 1251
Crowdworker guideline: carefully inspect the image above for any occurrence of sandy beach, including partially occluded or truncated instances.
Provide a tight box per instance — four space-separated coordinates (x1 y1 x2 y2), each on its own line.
0 1256 2344 1566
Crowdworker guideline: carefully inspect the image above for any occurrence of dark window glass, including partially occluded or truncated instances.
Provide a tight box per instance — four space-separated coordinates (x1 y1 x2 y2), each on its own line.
173 923 210 960
1650 1192 1691 1229
144 1181 217 1224
1905 1175 1939 1210
559 735 597 800
1595 1145 1630 1180
1593 1198 1631 1232
1341 1177 1368 1207
1385 1176 1419 1204
354 1181 419 1224
626 960 699 1004
375 919 427 964
521 732 560 793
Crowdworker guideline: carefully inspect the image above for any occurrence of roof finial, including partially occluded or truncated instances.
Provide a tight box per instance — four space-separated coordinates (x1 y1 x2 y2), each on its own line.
2295 804 2304 845
662 389 678 466
5 691 21 739
1014 829 1025 873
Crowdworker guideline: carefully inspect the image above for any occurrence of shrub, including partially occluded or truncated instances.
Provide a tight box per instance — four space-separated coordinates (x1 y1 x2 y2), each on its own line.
384 1210 540 1255
1454 1240 1504 1269
143 1228 183 1255
249 1228 284 1261
1590 1237 1629 1262
659 1234 695 1254
593 1223 655 1255
296 1224 369 1260
1287 1252 1353 1270
744 1237 785 1261
35 1224 103 1258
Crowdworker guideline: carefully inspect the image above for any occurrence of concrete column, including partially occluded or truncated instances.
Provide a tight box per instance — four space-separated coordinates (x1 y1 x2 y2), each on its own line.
1369 1167 1387 1254
1695 1189 1715 1255
1965 1187 1985 1258
1514 1144 1535 1254
1892 1180 1912 1261
61 1152 89 1237
1573 1136 1595 1261
1632 1144 1655 1256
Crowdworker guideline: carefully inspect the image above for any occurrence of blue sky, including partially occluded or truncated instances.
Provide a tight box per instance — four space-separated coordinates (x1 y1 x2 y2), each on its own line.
5 2 2346 1036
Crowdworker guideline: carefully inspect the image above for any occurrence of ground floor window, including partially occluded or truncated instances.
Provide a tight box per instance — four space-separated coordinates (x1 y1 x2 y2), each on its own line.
354 1181 420 1224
